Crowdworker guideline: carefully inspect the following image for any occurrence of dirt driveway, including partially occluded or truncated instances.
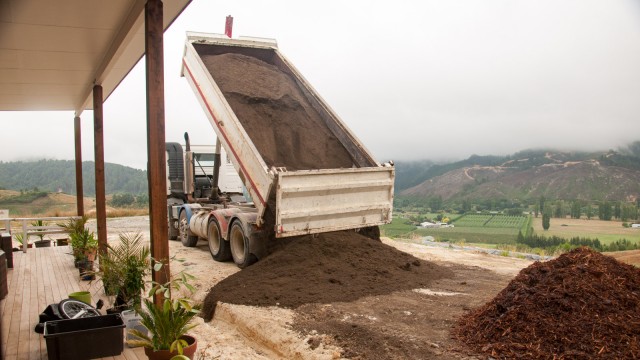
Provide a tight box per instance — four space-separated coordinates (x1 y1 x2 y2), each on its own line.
96 217 533 359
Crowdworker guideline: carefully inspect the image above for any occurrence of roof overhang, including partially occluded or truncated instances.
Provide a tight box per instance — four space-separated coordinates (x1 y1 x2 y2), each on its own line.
0 0 191 115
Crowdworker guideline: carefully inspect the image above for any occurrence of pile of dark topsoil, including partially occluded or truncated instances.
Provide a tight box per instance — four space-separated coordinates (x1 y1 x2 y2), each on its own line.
200 231 453 321
200 52 355 171
455 247 640 359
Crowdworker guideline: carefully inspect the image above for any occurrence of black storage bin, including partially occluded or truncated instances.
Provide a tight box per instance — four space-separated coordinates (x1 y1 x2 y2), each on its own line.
44 314 125 360
0 232 12 268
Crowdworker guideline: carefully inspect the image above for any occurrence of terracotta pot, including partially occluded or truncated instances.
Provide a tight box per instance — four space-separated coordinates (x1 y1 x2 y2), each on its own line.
143 335 197 360
85 249 97 261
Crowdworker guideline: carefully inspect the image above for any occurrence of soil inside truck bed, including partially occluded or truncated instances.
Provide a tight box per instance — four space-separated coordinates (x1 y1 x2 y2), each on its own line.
200 52 356 171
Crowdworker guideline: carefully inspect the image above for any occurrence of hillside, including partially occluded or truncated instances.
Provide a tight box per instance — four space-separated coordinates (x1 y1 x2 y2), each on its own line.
0 189 97 217
399 149 640 202
0 160 147 196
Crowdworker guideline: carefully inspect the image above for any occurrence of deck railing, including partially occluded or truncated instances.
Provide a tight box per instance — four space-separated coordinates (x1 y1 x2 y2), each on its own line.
0 216 80 253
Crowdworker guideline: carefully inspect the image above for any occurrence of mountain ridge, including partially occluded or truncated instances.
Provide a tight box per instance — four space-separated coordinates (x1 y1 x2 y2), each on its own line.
399 148 640 202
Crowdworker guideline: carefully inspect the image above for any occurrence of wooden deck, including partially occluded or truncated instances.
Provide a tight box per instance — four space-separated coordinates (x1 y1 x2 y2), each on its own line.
0 245 146 360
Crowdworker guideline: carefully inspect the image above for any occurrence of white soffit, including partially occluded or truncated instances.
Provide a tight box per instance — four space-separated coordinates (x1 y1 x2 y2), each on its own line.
0 0 191 114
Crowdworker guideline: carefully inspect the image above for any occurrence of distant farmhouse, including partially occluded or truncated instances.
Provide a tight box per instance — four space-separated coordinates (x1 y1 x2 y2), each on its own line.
420 221 454 228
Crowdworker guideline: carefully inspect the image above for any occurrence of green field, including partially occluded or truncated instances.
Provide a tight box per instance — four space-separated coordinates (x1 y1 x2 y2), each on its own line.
382 213 528 244
531 217 640 245
382 213 640 252
381 217 417 238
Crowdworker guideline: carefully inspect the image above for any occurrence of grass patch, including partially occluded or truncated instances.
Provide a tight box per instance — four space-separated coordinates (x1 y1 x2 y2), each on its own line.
381 217 417 238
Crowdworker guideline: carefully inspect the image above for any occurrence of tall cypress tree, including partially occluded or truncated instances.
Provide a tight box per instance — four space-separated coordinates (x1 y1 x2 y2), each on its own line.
542 213 550 230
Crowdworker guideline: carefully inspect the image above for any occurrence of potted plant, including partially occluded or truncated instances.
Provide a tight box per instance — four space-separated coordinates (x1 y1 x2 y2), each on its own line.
59 216 89 267
83 231 98 262
13 232 30 250
31 219 52 247
128 262 199 360
97 232 150 312
70 228 97 280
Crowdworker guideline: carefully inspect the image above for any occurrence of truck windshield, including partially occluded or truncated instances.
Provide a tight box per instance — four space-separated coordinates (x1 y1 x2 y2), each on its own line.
193 153 216 176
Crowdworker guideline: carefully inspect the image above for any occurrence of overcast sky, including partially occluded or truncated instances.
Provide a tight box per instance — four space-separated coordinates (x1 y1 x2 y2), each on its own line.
2 0 640 170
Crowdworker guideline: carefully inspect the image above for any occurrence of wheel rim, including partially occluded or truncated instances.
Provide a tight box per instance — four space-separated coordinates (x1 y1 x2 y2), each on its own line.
230 224 245 264
59 299 100 319
208 221 221 256
179 212 189 243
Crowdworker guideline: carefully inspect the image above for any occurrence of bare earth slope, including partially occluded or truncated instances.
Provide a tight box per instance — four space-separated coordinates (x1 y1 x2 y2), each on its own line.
402 159 640 201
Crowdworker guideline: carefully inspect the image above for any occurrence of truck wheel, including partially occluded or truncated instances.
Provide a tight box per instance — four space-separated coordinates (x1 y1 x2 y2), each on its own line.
179 211 199 247
229 222 257 269
168 219 178 241
208 219 231 262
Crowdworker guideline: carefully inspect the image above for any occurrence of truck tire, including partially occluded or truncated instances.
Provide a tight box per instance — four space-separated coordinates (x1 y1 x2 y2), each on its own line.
168 219 179 241
229 222 257 269
179 211 199 247
208 219 231 262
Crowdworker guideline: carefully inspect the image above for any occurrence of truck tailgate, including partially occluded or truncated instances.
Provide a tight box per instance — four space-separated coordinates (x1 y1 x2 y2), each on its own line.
275 167 394 237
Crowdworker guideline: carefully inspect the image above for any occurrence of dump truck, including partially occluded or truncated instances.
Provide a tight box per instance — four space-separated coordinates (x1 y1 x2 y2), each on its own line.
167 32 395 268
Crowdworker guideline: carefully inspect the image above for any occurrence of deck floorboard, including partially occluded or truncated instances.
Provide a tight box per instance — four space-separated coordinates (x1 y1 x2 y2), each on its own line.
1 246 142 359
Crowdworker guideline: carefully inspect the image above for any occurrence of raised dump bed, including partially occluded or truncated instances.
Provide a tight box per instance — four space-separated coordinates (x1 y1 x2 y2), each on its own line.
181 32 394 237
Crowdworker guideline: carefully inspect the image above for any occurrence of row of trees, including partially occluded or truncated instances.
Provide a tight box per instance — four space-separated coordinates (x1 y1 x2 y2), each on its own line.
516 231 639 252
537 196 640 222
0 188 48 205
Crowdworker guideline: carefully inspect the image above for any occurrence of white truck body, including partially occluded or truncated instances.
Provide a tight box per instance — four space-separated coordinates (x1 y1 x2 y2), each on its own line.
180 32 394 238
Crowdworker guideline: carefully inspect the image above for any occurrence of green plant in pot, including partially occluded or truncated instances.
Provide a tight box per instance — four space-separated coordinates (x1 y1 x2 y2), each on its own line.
83 230 99 260
31 219 52 247
128 261 199 360
13 232 27 250
60 216 90 266
97 232 150 312
77 229 98 280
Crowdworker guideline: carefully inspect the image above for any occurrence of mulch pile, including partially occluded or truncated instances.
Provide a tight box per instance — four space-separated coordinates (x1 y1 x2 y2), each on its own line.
200 231 453 321
454 247 640 359
200 52 355 171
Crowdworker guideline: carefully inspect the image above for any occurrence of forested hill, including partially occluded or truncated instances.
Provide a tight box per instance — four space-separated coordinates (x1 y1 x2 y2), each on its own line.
0 160 147 196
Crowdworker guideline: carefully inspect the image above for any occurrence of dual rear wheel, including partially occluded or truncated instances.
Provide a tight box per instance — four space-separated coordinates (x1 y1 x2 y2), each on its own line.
207 219 231 262
207 220 256 269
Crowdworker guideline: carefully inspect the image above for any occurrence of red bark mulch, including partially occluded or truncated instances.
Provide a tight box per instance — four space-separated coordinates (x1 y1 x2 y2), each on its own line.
455 247 640 359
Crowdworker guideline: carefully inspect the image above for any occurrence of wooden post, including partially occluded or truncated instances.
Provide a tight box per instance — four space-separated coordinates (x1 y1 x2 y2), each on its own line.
74 116 85 217
93 85 108 256
146 0 170 302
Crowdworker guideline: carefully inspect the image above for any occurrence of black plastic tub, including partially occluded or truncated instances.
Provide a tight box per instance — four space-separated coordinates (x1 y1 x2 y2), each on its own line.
44 314 125 360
